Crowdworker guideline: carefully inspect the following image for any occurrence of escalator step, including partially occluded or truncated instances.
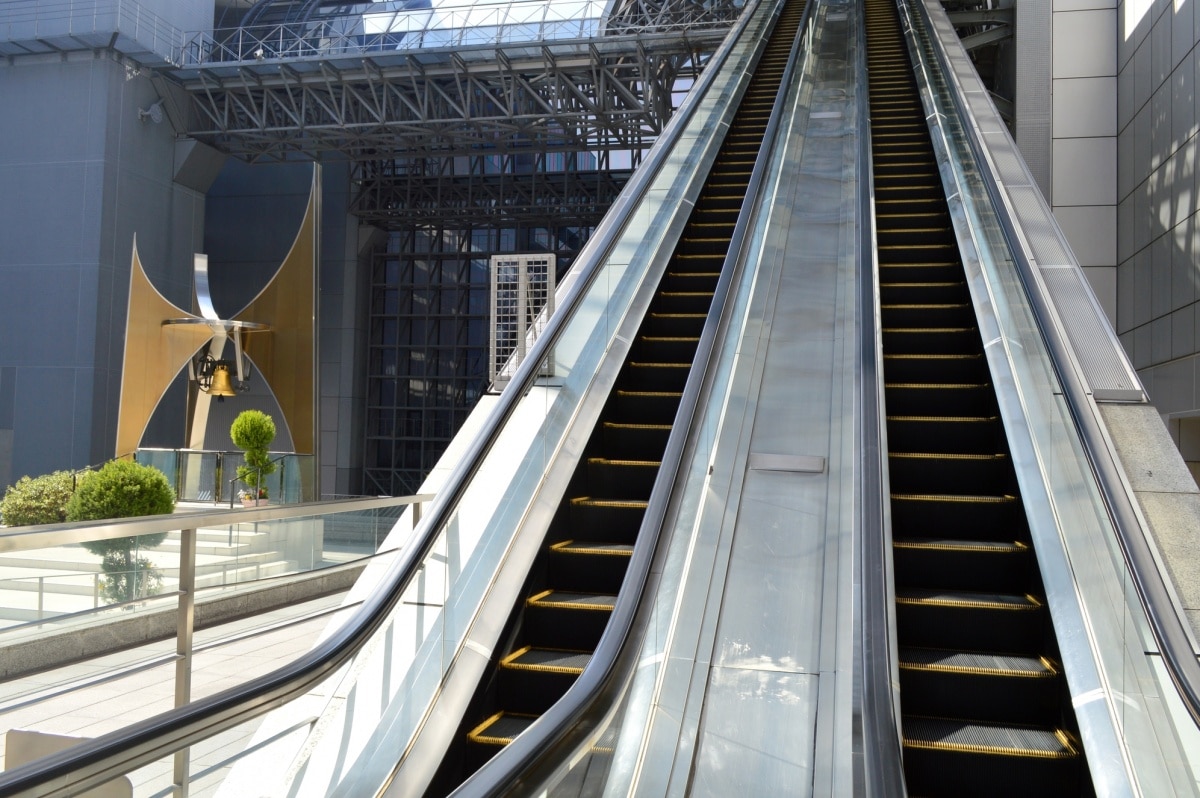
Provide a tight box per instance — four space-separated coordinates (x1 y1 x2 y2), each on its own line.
888 451 1010 494
645 312 707 337
568 496 648 542
900 646 1054 677
896 588 1044 653
612 390 682 423
548 540 633 594
891 492 1023 539
502 645 591 673
902 717 1082 798
881 327 981 355
600 421 672 460
893 537 1029 592
886 414 1001 453
467 712 538 747
884 382 995 416
585 457 662 497
625 362 692 391
898 647 1061 726
497 647 592 713
879 281 966 305
877 261 962 282
904 717 1080 758
897 588 1041 611
880 302 974 327
882 353 987 383
522 592 615 655
636 335 701 362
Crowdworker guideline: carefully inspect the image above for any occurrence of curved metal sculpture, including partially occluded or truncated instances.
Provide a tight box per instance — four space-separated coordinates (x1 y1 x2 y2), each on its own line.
115 167 319 461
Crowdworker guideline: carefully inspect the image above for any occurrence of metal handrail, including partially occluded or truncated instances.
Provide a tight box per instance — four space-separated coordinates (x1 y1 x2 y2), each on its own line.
449 0 812 792
903 0 1200 733
0 0 763 792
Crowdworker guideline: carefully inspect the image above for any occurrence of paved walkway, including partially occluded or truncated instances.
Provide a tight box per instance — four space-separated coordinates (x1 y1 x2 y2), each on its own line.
0 591 352 796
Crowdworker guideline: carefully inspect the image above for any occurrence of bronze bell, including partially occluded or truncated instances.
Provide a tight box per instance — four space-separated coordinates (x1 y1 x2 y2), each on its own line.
208 363 237 400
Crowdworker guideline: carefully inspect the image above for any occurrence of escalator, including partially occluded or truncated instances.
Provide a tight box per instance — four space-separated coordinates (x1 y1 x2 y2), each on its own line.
864 0 1095 795
424 0 807 791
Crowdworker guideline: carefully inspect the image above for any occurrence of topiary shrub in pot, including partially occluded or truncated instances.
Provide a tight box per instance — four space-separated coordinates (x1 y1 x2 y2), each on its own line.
231 409 277 505
66 459 175 603
0 470 79 526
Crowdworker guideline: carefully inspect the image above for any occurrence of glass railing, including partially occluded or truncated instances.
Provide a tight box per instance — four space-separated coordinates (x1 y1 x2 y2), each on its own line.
135 449 315 505
0 0 771 793
0 500 424 649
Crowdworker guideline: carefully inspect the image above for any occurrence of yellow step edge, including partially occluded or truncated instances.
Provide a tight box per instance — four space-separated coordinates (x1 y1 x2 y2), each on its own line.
500 645 591 674
891 492 1016 504
570 497 650 509
887 414 998 423
603 422 672 430
526 591 616 612
615 390 682 398
896 592 1043 611
587 457 661 467
881 327 975 334
466 711 537 746
893 538 1027 553
886 382 988 390
899 652 1057 678
904 724 1079 759
550 540 635 557
889 452 1007 462
880 303 968 310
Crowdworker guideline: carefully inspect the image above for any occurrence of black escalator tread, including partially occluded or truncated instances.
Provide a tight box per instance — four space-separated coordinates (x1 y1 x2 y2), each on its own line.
893 537 1030 593
903 718 1083 798
443 0 809 786
899 647 1061 725
548 541 632 594
467 712 537 747
887 414 1002 453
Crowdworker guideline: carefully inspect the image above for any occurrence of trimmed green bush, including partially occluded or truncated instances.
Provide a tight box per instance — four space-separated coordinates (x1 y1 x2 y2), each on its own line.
0 470 78 526
66 459 175 603
66 459 176 522
231 410 277 498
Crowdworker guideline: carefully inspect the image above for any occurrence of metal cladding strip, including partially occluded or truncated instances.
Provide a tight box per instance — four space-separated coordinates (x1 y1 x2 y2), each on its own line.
909 0 1200 739
0 2 770 796
448 0 816 795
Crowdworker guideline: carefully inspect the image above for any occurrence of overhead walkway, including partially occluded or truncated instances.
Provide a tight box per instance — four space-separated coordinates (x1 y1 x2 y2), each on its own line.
4 0 1200 795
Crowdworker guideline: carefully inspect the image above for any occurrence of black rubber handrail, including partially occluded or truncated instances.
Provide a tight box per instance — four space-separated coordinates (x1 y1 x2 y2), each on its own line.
906 0 1200 733
855 0 909 792
448 0 815 793
0 4 766 797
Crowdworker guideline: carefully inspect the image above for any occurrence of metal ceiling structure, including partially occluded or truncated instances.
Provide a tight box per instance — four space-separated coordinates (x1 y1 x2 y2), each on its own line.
169 0 740 165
